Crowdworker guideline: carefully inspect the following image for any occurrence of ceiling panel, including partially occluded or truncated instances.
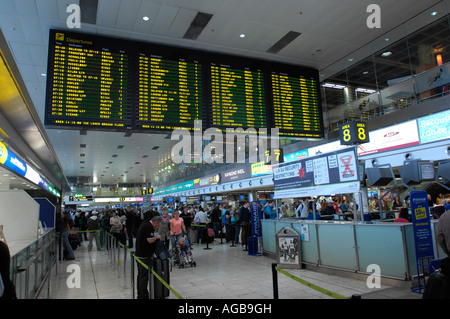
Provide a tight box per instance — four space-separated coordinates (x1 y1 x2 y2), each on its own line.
133 1 160 33
150 4 180 35
96 0 121 28
167 7 198 38
36 0 60 20
116 0 142 30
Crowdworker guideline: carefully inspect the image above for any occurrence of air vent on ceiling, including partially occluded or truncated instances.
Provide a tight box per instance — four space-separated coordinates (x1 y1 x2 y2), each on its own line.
266 31 301 54
80 144 86 148
80 0 98 24
80 153 85 157
124 132 132 137
117 145 124 149
112 154 118 158
183 12 213 40
152 146 159 150
142 155 149 158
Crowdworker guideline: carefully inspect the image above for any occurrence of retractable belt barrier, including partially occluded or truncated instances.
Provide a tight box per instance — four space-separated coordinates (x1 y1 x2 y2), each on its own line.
103 231 184 299
272 263 348 299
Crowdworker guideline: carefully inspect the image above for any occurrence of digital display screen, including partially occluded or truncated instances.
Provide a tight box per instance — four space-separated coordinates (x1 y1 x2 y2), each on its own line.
210 63 267 129
45 31 132 129
271 71 322 137
45 30 323 138
136 52 203 131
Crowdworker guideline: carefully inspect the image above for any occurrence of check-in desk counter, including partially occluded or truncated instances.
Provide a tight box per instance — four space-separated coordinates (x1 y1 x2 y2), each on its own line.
261 219 443 281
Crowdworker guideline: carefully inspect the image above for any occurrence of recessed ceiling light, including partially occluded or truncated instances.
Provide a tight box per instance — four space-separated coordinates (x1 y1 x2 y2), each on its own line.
348 58 353 62
431 11 438 16
363 71 369 75
41 73 46 77
381 51 392 57
384 38 389 42
240 33 246 38
143 16 150 21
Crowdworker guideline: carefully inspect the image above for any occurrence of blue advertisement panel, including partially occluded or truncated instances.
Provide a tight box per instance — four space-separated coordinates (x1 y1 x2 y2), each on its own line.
417 109 450 144
410 190 434 259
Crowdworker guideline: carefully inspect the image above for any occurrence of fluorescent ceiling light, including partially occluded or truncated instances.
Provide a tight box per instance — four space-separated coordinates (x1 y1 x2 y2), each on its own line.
240 33 246 38
143 16 150 21
381 51 392 57
322 83 346 89
356 88 377 94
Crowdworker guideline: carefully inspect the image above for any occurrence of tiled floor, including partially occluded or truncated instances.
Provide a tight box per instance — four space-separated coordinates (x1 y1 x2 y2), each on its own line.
39 237 422 300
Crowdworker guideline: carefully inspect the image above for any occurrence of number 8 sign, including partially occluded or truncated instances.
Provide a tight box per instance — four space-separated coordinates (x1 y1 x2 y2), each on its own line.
339 121 370 145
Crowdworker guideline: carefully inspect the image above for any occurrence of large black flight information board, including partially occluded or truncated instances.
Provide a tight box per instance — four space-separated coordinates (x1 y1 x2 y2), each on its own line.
210 63 267 129
45 29 324 138
46 31 132 129
136 53 203 131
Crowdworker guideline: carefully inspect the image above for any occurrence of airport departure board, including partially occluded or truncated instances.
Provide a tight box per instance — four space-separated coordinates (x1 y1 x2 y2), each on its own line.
45 29 324 138
271 72 322 137
210 64 267 129
45 31 132 129
136 53 203 130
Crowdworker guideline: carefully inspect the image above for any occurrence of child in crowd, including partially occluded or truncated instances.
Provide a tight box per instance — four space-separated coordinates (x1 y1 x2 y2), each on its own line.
177 237 193 264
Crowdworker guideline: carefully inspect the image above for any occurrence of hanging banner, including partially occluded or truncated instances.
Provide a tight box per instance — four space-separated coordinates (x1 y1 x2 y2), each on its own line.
273 147 360 198
410 190 435 259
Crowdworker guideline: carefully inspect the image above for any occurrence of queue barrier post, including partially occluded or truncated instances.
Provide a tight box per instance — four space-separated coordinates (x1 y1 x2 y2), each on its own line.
272 263 279 299
130 249 135 299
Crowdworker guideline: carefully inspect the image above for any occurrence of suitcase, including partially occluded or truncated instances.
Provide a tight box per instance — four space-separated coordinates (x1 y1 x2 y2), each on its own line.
153 258 170 299
422 271 450 299
68 233 80 250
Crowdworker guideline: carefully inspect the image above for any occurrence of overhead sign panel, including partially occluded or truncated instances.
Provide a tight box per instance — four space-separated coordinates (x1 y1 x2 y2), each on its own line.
273 147 360 198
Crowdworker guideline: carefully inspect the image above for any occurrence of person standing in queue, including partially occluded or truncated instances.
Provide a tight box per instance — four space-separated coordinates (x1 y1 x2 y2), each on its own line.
239 202 251 251
135 215 162 299
125 206 135 249
169 210 186 250
179 206 193 248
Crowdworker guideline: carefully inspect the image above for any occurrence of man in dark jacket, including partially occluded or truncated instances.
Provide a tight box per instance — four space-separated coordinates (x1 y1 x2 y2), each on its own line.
239 202 251 251
125 206 135 248
135 216 162 299
210 205 221 237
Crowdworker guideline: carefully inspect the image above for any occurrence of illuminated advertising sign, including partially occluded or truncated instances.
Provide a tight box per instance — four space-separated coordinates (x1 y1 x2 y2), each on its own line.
251 161 272 177
283 149 308 163
417 109 450 144
0 141 60 197
357 120 419 156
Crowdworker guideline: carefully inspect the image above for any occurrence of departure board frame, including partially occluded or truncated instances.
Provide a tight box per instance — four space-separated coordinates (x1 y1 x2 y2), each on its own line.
45 29 134 130
45 29 324 138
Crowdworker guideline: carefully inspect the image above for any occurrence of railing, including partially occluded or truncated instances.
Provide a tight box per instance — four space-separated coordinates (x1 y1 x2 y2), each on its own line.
10 228 57 299
327 62 450 132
